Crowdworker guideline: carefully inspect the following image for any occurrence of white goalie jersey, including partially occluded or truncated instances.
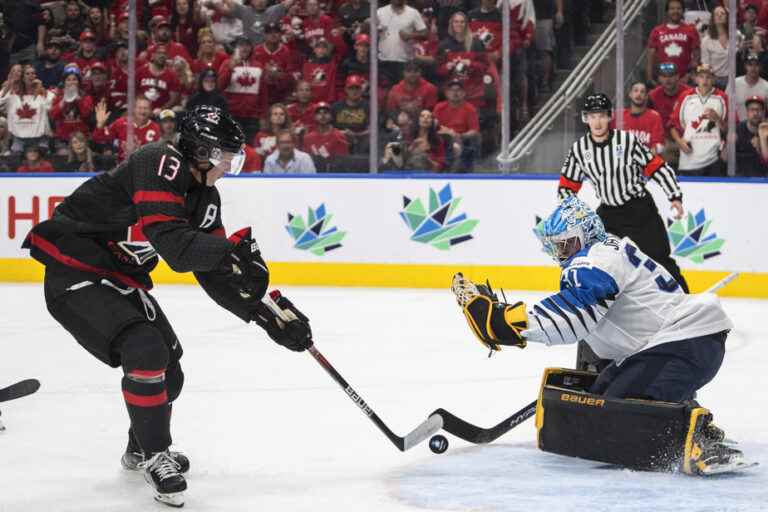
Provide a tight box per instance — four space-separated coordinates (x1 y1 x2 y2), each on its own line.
522 236 733 363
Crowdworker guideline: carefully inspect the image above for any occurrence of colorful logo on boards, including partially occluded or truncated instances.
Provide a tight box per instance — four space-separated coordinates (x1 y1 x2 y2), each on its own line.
399 184 478 250
285 203 346 255
667 209 724 263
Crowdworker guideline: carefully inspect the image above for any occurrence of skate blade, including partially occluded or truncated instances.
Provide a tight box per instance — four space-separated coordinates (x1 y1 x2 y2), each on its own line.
154 491 184 508
700 460 759 476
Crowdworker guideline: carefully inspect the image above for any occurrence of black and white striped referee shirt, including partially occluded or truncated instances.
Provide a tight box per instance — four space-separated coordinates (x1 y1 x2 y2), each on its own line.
558 130 682 206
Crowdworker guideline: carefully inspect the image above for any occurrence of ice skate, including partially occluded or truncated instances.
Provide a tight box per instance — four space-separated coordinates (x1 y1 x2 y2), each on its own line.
140 451 187 508
684 412 757 476
121 430 189 473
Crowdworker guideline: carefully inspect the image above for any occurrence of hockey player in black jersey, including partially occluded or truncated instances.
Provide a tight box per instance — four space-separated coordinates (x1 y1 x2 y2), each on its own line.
23 105 312 508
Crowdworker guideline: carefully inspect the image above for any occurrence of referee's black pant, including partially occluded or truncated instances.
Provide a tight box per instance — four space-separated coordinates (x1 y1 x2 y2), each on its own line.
596 194 689 294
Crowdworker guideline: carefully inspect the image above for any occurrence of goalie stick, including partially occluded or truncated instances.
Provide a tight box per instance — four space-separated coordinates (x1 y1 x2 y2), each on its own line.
262 292 443 452
0 379 40 403
431 399 537 444
705 272 738 293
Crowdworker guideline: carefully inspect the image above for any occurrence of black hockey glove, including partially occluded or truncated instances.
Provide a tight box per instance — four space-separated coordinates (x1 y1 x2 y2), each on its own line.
252 291 312 352
222 227 269 301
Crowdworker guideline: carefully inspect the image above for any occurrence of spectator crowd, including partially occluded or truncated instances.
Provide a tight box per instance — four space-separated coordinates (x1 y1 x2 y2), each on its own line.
628 0 768 177
0 0 607 172
0 0 765 176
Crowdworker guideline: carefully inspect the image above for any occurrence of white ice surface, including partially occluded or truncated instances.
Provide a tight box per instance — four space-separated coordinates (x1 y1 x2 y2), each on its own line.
0 285 766 512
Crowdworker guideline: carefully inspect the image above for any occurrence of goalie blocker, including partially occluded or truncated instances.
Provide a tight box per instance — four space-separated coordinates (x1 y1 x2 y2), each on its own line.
536 368 732 475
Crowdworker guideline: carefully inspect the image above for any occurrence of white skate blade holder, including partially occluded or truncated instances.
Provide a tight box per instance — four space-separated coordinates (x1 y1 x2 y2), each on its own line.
154 491 184 508
699 459 759 476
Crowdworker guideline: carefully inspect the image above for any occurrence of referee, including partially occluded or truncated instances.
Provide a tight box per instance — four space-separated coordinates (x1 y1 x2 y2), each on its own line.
559 93 689 369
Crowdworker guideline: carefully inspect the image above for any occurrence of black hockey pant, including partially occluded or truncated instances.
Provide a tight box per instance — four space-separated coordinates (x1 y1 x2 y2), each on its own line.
597 194 689 293
44 268 184 454
589 331 727 402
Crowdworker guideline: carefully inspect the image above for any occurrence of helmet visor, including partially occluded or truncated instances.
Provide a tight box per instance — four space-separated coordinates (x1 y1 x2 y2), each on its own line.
551 236 582 262
210 147 246 175
545 226 584 263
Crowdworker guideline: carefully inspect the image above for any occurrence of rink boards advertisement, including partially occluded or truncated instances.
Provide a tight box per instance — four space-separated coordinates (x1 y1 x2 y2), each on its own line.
0 174 766 297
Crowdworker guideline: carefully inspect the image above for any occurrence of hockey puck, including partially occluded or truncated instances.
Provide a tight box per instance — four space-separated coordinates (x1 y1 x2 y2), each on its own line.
429 434 449 454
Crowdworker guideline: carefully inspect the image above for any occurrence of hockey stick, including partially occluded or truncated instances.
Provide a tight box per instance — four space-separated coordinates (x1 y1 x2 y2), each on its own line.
430 399 537 444
705 272 739 294
262 293 443 452
0 379 40 403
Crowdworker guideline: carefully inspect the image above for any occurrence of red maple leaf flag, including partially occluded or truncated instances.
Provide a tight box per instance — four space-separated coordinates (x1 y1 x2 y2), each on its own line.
16 103 37 120
236 73 256 88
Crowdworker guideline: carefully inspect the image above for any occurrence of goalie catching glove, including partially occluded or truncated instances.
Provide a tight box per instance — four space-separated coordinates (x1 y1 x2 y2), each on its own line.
451 273 528 352
252 290 312 352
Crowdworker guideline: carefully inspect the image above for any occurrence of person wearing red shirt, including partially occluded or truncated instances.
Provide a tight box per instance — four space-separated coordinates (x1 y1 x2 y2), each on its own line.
139 17 194 67
70 31 103 88
649 62 692 134
92 97 161 161
50 67 95 152
253 22 301 104
136 46 182 115
287 80 318 142
302 38 340 104
110 0 147 28
434 79 481 171
107 43 130 115
468 0 502 50
302 102 349 171
646 0 700 85
85 62 110 107
252 103 293 171
436 12 490 110
191 29 229 75
302 0 336 46
218 36 270 142
385 61 438 117
242 143 262 173
171 0 207 56
612 81 665 155
17 145 54 172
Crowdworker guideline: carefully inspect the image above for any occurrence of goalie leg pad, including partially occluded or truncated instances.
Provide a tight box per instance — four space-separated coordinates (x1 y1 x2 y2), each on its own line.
536 368 713 472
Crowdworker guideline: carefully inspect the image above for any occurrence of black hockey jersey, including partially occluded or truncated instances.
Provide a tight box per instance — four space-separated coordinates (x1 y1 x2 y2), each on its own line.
23 142 233 291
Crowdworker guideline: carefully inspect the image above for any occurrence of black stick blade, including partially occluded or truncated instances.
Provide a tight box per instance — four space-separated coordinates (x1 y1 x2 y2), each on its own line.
0 379 40 403
431 400 538 444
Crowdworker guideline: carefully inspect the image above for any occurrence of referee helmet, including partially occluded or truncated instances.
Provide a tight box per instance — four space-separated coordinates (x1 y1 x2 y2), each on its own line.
581 93 613 123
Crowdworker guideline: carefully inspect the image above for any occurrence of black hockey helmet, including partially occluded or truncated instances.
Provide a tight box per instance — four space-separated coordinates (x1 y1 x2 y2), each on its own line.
177 105 246 174
581 93 612 122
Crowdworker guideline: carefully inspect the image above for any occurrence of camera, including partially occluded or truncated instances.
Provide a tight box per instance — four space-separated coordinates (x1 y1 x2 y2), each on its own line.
386 140 403 156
